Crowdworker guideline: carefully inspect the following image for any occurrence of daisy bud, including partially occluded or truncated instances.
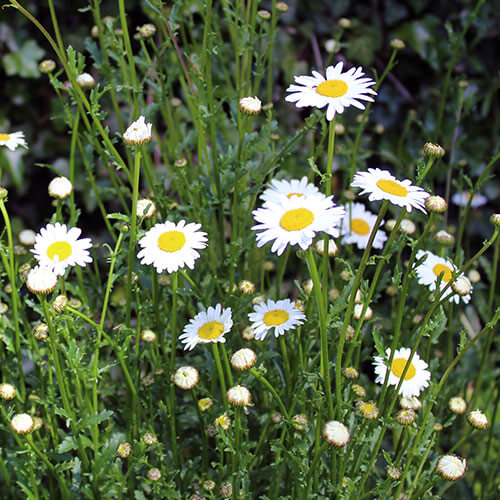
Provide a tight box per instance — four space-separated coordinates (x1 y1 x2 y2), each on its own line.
425 195 447 213
357 400 379 420
396 409 417 425
252 294 266 305
385 219 397 231
140 329 157 342
26 266 58 295
39 59 56 73
32 416 43 431
18 263 31 282
257 9 271 20
329 288 340 301
203 480 216 492
241 325 256 340
198 397 213 412
390 38 405 50
91 25 99 38
302 279 314 295
340 269 351 281
342 367 359 379
0 187 8 199
141 375 154 387
231 348 257 371
387 466 401 479
338 18 351 28
238 280 255 295
142 432 157 445
400 219 416 235
423 142 445 158
136 199 156 219
324 39 338 54
11 413 34 434
171 97 182 107
344 325 356 341
353 304 372 321
76 72 96 89
19 229 36 246
452 276 472 297
123 116 152 146
467 409 489 429
263 260 275 272
271 412 282 423
490 213 500 228
239 96 262 115
226 385 252 406
33 323 49 340
385 285 397 297
294 299 305 312
0 383 16 400
335 123 345 135
276 2 289 12
116 442 132 458
68 298 82 309
314 238 338 256
459 80 469 88
205 424 217 436
436 454 466 481
220 482 233 499
412 314 423 325
351 384 366 397
137 23 156 38
350 290 362 304
215 413 231 430
52 295 67 313
434 229 455 246
323 420 350 447
433 422 443 431
292 414 308 431
173 366 199 390
147 468 162 481
467 269 480 283
48 176 73 199
400 397 422 411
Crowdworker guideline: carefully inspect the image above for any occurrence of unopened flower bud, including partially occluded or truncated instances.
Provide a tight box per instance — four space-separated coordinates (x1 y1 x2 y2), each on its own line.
76 73 95 89
424 142 445 158
39 59 56 73
467 409 488 429
434 229 455 246
390 38 405 50
52 295 67 313
425 195 447 213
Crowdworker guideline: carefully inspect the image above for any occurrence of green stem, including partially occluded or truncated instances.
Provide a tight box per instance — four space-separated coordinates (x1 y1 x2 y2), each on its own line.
250 368 289 419
212 343 228 405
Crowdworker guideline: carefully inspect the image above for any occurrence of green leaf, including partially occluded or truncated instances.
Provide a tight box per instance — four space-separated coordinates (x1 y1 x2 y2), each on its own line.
78 409 113 430
2 40 45 78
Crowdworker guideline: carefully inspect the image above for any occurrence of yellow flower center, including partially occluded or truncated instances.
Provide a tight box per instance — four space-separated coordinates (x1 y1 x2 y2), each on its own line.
263 309 289 326
47 241 72 261
280 208 314 231
286 192 303 199
158 230 186 252
376 179 408 197
316 79 349 98
433 264 452 282
391 358 416 380
0 133 11 141
351 218 370 235
198 321 224 340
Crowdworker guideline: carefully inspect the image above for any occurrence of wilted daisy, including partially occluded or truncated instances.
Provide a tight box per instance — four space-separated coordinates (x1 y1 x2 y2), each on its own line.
260 176 322 206
32 223 92 276
0 131 28 151
248 298 306 340
436 455 466 481
415 250 472 304
285 61 377 121
451 191 487 208
351 168 429 213
340 202 387 249
252 194 345 256
373 347 431 398
137 220 207 274
179 304 233 350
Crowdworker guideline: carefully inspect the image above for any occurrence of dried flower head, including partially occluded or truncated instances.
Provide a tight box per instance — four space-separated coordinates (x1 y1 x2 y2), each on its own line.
220 482 233 498
173 366 199 390
142 432 158 445
117 442 132 458
238 280 255 295
203 480 215 491
351 384 366 397
230 348 257 371
396 409 417 425
198 397 213 412
147 468 162 481
33 323 49 340
292 414 308 431
357 400 379 420
342 367 359 379
387 466 401 479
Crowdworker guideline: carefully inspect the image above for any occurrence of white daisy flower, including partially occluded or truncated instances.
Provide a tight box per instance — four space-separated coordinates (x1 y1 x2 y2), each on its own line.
351 168 429 213
451 191 487 208
251 194 345 256
415 250 472 304
248 298 306 341
179 304 233 351
340 202 387 249
285 61 377 121
373 347 431 398
260 176 322 206
32 223 92 276
0 131 28 151
137 220 207 274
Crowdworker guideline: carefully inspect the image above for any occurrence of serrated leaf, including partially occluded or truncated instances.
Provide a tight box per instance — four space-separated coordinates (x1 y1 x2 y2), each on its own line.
78 409 113 430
